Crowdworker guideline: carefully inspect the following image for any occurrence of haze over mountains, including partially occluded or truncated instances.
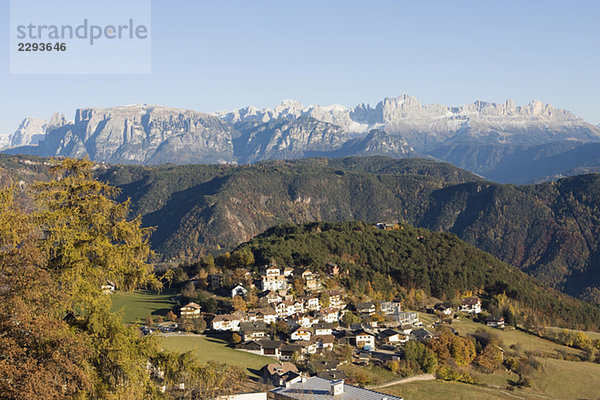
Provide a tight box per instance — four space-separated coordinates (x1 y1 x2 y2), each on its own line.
3 95 600 183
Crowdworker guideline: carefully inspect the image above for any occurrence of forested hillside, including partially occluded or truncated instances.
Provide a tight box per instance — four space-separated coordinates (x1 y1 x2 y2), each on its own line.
2 154 600 300
236 221 600 330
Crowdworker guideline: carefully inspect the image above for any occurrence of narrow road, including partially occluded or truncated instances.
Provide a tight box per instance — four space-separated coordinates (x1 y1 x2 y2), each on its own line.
370 373 435 389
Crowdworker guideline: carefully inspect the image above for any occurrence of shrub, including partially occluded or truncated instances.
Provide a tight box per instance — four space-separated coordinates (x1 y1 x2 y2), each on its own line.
231 333 242 344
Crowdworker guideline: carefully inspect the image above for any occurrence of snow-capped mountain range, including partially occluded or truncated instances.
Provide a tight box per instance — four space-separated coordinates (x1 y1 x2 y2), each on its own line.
219 95 598 147
2 95 599 182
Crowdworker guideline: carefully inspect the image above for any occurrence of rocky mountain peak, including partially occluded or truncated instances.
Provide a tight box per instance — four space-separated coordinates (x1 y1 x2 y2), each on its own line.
377 95 424 120
7 117 47 148
47 113 69 132
34 105 239 164
3 95 599 168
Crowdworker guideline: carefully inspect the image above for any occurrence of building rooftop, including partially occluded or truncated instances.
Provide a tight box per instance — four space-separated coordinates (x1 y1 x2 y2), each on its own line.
271 377 403 400
240 321 267 331
264 361 298 376
181 302 201 309
461 297 480 305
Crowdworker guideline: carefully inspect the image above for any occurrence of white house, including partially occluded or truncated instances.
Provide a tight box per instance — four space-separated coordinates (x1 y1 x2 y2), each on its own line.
356 302 377 316
313 323 334 336
460 297 482 314
280 343 303 361
179 302 201 319
239 340 282 359
212 313 243 331
380 300 402 315
319 308 339 324
288 313 313 328
327 291 344 309
412 328 434 341
297 340 318 355
434 302 453 316
247 308 278 325
303 296 320 311
292 300 305 314
486 316 505 329
276 301 296 318
231 284 249 298
353 329 376 349
313 335 335 351
240 321 267 341
261 275 287 292
391 311 419 326
290 327 312 342
377 329 408 345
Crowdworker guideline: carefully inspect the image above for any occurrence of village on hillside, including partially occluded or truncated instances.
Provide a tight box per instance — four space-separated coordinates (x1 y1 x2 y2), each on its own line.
127 256 508 399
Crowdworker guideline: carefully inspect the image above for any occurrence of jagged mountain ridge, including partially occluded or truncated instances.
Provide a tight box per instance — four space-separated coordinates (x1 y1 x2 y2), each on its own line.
220 95 600 147
35 105 240 165
3 95 600 182
4 103 416 165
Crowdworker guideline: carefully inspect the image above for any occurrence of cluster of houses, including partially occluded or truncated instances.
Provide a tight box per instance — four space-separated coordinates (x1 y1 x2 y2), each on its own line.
431 296 482 316
153 264 516 400
225 293 434 365
177 281 505 342
166 263 510 398
432 297 505 328
206 265 347 331
173 265 447 367
174 265 506 365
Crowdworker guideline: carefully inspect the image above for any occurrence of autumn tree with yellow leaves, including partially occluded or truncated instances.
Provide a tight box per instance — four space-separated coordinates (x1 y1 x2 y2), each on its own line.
0 158 244 400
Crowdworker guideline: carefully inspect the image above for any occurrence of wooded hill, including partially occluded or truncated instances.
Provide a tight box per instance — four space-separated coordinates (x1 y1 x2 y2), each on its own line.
236 221 600 330
2 154 600 301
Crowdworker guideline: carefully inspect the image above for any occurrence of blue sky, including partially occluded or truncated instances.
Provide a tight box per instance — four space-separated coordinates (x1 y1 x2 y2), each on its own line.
1 0 599 133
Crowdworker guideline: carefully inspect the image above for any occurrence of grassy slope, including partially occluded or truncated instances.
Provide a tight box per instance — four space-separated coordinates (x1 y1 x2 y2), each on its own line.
451 316 583 358
381 359 600 400
382 317 600 400
110 291 273 377
529 358 600 399
544 326 600 341
381 380 535 400
159 335 273 378
414 314 582 358
110 290 177 325
340 364 399 386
